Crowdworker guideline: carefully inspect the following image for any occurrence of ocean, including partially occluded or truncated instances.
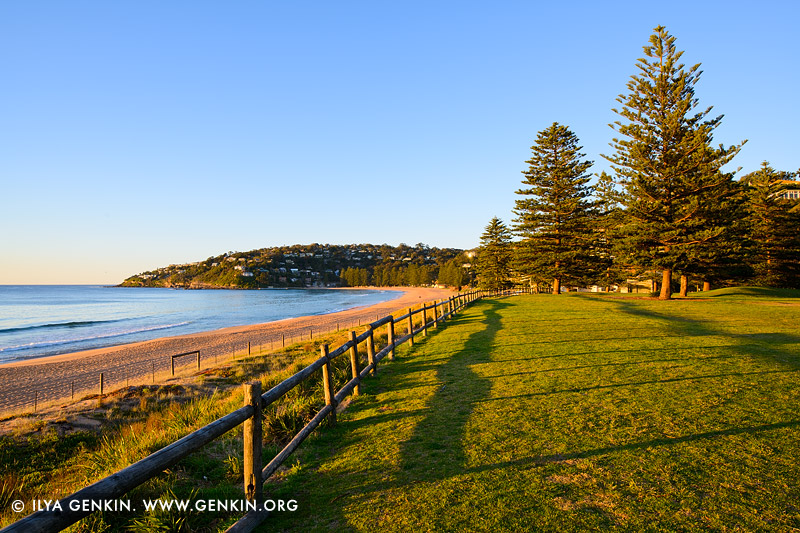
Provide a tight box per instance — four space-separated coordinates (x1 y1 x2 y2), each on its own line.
0 285 400 364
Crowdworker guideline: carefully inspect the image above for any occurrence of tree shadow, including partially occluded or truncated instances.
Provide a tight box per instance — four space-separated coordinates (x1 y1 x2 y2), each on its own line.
598 297 800 370
265 300 511 530
485 367 800 403
458 419 800 474
393 300 511 482
304 418 800 499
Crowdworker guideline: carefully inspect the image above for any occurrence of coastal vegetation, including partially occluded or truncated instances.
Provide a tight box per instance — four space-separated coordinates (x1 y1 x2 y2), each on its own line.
513 122 598 294
121 243 473 290
474 26 799 296
475 217 512 291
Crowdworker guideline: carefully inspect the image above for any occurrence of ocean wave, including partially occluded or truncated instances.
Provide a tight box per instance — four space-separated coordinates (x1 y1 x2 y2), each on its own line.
0 321 192 354
0 319 125 335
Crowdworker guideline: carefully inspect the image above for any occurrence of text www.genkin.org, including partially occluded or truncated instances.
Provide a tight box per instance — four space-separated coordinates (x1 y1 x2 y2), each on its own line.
13 498 298 514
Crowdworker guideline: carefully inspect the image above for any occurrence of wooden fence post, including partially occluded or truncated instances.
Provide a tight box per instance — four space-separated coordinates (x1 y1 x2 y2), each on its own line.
407 307 414 347
422 304 428 337
171 356 175 376
367 326 377 375
243 381 263 506
99 373 104 397
196 351 201 371
433 300 439 328
349 331 361 396
388 319 396 361
321 344 337 425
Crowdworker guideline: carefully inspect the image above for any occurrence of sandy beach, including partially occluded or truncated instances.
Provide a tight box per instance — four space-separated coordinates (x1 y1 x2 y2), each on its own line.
0 287 453 414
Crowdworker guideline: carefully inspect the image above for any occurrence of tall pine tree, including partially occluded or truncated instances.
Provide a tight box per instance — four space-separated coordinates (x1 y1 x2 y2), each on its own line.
476 217 513 290
740 162 800 288
604 26 744 299
593 171 624 291
514 122 595 294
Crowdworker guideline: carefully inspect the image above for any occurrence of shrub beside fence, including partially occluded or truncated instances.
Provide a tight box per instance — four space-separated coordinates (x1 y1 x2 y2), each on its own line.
1 289 526 533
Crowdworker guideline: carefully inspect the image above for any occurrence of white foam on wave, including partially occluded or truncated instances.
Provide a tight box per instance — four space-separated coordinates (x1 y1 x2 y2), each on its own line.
0 321 192 355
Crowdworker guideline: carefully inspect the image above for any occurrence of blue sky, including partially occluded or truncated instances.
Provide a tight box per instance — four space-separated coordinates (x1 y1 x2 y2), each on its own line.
1 1 798 284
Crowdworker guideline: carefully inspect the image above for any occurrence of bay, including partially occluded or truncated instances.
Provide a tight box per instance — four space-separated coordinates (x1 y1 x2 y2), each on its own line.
0 285 399 363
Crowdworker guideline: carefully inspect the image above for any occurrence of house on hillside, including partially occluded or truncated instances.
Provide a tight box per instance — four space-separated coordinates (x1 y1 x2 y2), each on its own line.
777 180 800 201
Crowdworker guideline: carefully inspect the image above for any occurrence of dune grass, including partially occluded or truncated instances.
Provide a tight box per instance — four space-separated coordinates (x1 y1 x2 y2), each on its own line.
264 292 800 532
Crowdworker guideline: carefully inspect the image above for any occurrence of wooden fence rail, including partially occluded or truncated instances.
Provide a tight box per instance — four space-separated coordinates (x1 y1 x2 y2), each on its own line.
1 288 528 533
170 350 200 376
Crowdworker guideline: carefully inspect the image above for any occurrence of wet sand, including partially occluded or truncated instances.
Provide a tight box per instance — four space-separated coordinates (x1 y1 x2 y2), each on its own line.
0 287 452 414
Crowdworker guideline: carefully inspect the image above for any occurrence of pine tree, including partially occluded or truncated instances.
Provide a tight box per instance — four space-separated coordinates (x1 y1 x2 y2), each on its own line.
437 258 468 289
677 177 750 293
593 171 624 291
513 122 595 294
476 217 513 290
740 162 800 288
604 26 744 299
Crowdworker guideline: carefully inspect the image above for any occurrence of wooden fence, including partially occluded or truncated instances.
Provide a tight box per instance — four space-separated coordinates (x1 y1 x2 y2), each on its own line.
1 289 525 533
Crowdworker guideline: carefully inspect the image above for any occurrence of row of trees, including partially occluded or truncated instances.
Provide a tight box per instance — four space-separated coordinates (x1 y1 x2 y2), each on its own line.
340 258 471 288
475 27 799 299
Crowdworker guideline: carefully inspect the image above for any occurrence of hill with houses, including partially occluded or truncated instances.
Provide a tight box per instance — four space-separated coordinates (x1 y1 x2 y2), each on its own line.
120 243 473 289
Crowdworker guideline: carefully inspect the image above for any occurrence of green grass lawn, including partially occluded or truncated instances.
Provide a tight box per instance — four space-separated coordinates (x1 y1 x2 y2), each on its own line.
264 292 800 532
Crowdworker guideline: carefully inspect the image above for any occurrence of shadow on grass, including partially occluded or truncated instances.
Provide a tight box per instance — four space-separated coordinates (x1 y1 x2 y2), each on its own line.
485 367 800 402
267 300 512 529
398 301 511 481
392 300 511 482
479 352 737 378
599 297 800 370
459 419 800 473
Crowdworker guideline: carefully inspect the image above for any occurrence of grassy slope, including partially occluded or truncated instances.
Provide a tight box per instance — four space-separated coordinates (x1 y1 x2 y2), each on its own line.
265 293 800 532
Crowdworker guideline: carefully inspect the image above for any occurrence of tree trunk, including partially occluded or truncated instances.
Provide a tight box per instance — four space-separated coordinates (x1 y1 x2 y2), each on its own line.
553 278 561 295
679 275 688 297
659 269 672 300
703 281 711 292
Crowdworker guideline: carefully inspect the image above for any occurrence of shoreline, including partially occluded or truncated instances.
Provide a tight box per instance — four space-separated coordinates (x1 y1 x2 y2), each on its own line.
0 286 406 369
0 287 453 413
